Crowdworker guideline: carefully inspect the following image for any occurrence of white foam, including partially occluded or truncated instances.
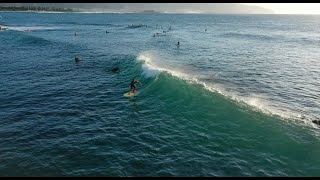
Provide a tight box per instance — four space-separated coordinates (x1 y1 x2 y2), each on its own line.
73 11 136 14
141 63 161 78
137 52 192 80
4 26 60 32
203 82 310 124
136 52 315 126
36 11 66 14
238 96 302 119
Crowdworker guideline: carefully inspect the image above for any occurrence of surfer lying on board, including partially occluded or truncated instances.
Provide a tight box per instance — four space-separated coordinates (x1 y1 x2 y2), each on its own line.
129 79 142 92
112 67 120 72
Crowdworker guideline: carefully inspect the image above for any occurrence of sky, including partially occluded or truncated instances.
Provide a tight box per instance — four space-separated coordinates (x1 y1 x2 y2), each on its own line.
242 3 320 14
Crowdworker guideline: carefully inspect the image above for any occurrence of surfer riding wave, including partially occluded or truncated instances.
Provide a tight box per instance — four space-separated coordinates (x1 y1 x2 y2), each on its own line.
129 78 142 92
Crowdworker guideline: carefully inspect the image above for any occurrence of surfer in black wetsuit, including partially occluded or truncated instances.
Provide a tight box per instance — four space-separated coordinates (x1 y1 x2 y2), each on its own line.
75 56 80 62
129 79 142 92
312 120 320 125
112 67 120 72
177 41 180 47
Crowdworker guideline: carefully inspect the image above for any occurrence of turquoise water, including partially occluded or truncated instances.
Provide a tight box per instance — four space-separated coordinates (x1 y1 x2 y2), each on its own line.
0 12 320 176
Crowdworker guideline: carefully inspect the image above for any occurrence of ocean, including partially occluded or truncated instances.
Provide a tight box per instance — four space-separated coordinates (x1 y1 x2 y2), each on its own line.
0 12 319 176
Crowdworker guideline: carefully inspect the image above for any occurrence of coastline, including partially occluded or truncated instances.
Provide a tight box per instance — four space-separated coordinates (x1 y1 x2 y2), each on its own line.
0 10 73 13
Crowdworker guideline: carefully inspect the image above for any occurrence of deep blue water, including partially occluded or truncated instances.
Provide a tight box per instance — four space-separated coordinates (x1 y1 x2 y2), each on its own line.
0 12 320 176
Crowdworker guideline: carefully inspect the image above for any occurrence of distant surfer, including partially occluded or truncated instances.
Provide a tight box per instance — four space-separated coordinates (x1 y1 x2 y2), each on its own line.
106 30 109 33
0 26 7 31
177 41 180 47
129 79 142 92
75 32 77 36
75 56 81 62
312 120 320 126
111 67 120 72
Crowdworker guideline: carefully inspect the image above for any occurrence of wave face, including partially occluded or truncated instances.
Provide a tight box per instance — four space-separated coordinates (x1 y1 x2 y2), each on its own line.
136 50 318 125
0 12 320 176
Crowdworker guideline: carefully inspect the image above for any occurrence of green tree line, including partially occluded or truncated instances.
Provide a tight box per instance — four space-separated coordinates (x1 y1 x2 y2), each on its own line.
0 6 76 12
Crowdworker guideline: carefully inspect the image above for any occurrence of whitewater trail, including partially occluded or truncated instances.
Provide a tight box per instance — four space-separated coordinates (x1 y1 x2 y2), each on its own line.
136 51 316 128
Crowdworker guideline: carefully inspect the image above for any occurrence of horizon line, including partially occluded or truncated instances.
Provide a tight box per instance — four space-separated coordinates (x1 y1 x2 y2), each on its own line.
2 11 320 15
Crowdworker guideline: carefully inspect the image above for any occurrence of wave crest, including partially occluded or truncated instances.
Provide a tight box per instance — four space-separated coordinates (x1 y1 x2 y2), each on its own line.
136 51 311 126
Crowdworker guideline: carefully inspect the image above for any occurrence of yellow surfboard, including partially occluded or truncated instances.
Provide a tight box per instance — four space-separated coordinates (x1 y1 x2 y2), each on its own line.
123 90 137 97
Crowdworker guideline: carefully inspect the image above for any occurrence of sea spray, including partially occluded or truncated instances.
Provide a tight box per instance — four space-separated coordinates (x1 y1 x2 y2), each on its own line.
136 51 309 125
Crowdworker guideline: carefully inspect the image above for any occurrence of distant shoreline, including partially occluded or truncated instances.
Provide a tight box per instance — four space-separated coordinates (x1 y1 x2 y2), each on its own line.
1 11 319 15
0 11 272 14
0 6 75 12
0 11 71 13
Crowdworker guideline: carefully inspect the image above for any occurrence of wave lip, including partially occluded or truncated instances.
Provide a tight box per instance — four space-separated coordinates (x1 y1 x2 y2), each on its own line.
137 52 194 81
136 52 314 126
